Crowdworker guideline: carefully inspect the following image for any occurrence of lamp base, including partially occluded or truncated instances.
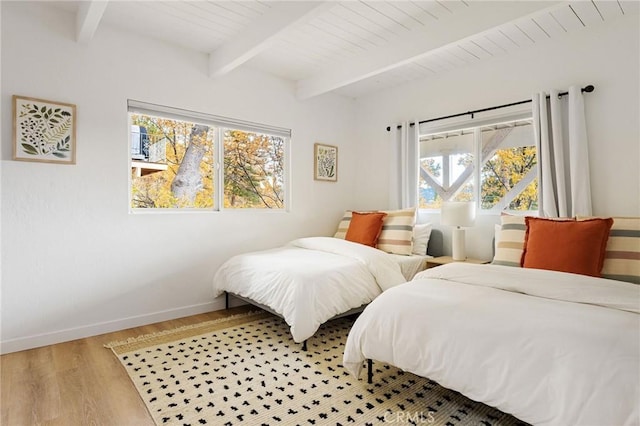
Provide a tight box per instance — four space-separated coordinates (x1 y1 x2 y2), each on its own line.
451 227 466 261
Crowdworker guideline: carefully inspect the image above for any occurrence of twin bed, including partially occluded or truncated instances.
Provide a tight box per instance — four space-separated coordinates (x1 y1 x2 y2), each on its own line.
213 214 639 425
213 229 443 346
343 263 639 425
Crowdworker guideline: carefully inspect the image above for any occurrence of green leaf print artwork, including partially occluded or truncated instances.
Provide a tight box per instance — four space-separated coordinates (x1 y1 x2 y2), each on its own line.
13 96 76 164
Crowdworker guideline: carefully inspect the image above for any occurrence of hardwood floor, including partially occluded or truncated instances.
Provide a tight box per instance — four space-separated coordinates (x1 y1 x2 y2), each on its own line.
1 305 255 426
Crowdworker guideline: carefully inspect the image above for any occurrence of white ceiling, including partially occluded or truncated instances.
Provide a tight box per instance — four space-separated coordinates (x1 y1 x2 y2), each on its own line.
54 0 638 99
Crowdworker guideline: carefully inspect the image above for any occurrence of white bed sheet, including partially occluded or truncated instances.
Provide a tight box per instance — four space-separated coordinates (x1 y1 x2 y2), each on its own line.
213 237 407 343
343 263 640 426
387 254 430 280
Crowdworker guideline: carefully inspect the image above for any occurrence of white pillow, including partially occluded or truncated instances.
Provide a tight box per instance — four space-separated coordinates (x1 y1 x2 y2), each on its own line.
494 223 501 255
412 223 432 255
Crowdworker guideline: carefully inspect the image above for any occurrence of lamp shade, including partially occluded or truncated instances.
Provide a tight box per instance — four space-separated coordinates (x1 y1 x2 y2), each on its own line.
441 201 476 228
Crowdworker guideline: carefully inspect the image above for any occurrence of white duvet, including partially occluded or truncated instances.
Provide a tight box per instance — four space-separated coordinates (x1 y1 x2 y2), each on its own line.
343 263 640 426
213 237 406 343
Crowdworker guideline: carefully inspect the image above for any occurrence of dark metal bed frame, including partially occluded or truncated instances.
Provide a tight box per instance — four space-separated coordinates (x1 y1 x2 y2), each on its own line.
363 229 444 383
224 291 367 351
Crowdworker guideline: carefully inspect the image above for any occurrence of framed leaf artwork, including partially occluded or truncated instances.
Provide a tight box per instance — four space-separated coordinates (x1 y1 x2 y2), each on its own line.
314 143 338 182
13 95 77 164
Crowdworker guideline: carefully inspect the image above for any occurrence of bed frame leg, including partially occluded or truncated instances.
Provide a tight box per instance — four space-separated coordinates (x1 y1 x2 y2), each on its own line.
367 359 373 384
302 340 307 351
225 292 229 310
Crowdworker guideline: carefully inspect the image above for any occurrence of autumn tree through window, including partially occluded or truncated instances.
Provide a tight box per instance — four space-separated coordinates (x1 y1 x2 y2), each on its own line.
128 101 289 211
419 117 537 213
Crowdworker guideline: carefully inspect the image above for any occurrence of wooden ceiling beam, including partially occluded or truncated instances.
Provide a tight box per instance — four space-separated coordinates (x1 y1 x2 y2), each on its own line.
208 1 334 78
76 0 108 44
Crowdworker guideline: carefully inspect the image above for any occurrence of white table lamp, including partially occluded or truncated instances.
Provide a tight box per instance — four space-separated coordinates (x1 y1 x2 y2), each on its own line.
441 201 476 261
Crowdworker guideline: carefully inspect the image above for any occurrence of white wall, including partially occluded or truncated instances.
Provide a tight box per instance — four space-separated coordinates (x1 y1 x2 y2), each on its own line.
0 3 357 352
354 12 640 261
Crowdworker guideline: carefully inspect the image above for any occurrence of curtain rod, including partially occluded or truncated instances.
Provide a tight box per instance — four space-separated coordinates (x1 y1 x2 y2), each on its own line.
386 84 594 132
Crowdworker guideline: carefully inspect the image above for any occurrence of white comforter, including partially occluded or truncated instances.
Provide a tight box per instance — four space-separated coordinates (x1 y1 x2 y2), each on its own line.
343 263 640 426
213 237 406 343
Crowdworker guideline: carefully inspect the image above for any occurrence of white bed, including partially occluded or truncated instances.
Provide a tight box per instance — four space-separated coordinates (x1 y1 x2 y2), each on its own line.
343 263 640 426
213 236 435 344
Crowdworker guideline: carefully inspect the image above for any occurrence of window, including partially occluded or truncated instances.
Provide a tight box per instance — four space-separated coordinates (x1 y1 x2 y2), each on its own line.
418 116 537 213
479 120 537 211
419 130 474 209
130 114 215 209
128 100 289 211
222 129 285 209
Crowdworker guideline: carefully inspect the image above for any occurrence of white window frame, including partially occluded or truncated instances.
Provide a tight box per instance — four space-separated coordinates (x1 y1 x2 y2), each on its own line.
127 100 291 213
418 108 535 215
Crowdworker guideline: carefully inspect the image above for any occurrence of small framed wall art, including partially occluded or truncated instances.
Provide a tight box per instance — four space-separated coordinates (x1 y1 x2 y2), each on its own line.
314 143 338 182
13 95 77 164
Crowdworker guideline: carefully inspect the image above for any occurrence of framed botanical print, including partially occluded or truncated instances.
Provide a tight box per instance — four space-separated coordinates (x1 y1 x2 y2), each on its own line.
13 95 77 164
314 143 337 182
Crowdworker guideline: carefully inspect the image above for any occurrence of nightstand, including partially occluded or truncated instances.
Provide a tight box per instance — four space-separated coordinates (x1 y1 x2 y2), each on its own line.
426 256 490 269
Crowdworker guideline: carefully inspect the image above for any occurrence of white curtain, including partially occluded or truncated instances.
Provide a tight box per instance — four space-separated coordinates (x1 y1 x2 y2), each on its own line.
532 86 592 218
389 121 418 209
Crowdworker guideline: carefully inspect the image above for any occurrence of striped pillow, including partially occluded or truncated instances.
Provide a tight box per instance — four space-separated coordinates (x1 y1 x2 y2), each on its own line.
578 216 640 284
377 208 416 255
333 211 352 239
491 215 527 267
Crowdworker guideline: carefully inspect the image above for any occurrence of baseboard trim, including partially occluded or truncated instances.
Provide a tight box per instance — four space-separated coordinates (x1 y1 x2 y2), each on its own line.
0 299 234 354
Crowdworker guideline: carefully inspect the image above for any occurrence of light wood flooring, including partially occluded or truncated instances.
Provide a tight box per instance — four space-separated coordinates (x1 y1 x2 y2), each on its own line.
1 305 255 426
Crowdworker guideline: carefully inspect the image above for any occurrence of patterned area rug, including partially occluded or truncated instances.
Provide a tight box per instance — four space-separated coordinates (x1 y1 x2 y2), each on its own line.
106 311 528 426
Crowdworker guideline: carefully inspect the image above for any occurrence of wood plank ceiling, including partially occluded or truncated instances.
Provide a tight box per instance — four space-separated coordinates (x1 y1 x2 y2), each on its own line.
57 0 638 99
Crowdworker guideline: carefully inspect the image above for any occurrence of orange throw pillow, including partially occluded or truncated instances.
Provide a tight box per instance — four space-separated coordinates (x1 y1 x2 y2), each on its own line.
345 212 387 247
521 217 613 277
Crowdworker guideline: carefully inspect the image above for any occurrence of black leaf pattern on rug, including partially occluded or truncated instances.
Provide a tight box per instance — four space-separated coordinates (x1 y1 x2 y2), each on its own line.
112 314 529 426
